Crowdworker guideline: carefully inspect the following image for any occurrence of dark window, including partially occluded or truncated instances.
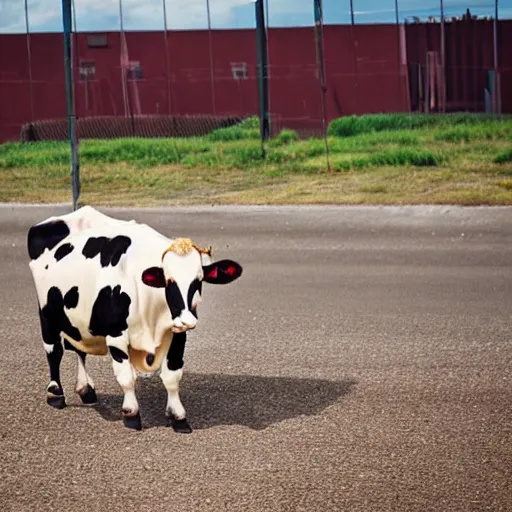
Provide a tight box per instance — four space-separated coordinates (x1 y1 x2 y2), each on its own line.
127 61 143 80
87 34 108 48
231 62 248 80
79 60 96 81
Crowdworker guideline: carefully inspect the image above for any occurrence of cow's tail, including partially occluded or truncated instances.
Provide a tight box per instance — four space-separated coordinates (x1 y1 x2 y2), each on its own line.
128 335 172 374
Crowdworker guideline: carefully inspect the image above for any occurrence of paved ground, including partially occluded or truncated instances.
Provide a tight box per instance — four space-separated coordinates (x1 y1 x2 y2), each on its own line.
0 204 511 512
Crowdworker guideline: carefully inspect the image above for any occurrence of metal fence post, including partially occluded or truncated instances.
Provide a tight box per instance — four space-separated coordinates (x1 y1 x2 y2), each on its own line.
314 0 331 172
255 0 270 147
494 0 502 115
62 0 80 210
24 0 34 123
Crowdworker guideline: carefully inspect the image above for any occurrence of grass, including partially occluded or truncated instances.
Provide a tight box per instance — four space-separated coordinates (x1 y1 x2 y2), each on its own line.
1 113 512 206
327 112 509 137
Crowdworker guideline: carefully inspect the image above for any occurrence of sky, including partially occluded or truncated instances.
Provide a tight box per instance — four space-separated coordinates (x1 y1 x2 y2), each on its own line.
0 0 510 33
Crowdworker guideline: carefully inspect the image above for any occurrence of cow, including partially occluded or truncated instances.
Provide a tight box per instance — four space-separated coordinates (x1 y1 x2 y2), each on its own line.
27 206 243 432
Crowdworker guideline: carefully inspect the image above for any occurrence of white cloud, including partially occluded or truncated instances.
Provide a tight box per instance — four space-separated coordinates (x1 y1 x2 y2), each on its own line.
0 0 510 33
0 0 259 32
0 0 61 33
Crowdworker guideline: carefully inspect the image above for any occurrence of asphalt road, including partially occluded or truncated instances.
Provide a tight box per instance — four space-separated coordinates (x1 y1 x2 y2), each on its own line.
0 204 511 512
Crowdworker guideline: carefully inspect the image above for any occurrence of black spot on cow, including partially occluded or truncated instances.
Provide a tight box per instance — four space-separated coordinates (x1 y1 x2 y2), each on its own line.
109 346 129 364
165 281 185 319
187 279 202 318
54 243 74 262
100 236 131 267
64 286 79 309
82 236 132 267
27 220 70 260
39 287 82 345
89 285 131 338
82 236 108 260
167 332 187 371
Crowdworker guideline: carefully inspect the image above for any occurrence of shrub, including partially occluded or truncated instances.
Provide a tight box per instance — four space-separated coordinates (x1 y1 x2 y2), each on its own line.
327 113 508 138
495 149 512 164
274 129 300 146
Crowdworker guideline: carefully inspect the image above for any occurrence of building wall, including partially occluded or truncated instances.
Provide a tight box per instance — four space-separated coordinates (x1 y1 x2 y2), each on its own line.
405 19 512 112
0 21 510 143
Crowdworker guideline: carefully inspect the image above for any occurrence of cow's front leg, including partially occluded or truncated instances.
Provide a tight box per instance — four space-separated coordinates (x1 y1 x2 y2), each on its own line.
160 332 192 433
107 334 141 431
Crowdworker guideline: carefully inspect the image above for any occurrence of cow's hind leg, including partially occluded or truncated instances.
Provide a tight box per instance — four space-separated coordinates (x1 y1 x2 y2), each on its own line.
45 341 66 409
107 334 141 431
63 341 98 405
39 308 66 409
161 332 192 434
75 352 97 405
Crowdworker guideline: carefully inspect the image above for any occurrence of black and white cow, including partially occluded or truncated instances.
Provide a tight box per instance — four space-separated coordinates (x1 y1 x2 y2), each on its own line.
27 206 242 432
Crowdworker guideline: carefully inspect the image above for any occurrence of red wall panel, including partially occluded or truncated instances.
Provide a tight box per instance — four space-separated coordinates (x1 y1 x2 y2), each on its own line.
1 22 511 143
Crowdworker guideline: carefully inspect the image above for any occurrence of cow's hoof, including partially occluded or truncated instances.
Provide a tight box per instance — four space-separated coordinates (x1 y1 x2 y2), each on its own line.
78 385 98 405
169 417 192 434
47 385 66 409
123 412 142 431
47 394 66 409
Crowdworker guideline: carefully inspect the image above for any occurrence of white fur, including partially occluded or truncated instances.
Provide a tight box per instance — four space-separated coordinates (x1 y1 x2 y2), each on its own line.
47 380 60 393
107 334 139 416
160 366 185 420
43 342 54 354
75 354 95 395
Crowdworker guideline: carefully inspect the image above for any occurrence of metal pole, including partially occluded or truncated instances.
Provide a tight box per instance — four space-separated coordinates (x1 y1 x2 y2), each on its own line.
255 0 270 146
265 0 271 117
62 0 80 210
440 0 446 112
314 0 330 172
349 0 358 112
24 0 34 123
493 0 501 114
119 0 129 117
394 0 405 111
206 0 216 115
162 0 172 115
71 0 79 116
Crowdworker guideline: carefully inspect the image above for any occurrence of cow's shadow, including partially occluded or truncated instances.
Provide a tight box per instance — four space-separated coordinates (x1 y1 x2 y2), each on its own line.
91 372 357 431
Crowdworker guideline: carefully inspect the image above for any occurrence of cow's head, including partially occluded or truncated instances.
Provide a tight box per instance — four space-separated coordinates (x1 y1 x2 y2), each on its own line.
141 238 242 333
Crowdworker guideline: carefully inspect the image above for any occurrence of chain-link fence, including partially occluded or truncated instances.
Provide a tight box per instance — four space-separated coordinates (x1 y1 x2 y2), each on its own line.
1 1 510 145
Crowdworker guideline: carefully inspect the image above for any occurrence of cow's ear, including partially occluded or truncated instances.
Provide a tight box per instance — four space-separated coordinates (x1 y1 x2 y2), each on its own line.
203 260 243 285
142 266 166 288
